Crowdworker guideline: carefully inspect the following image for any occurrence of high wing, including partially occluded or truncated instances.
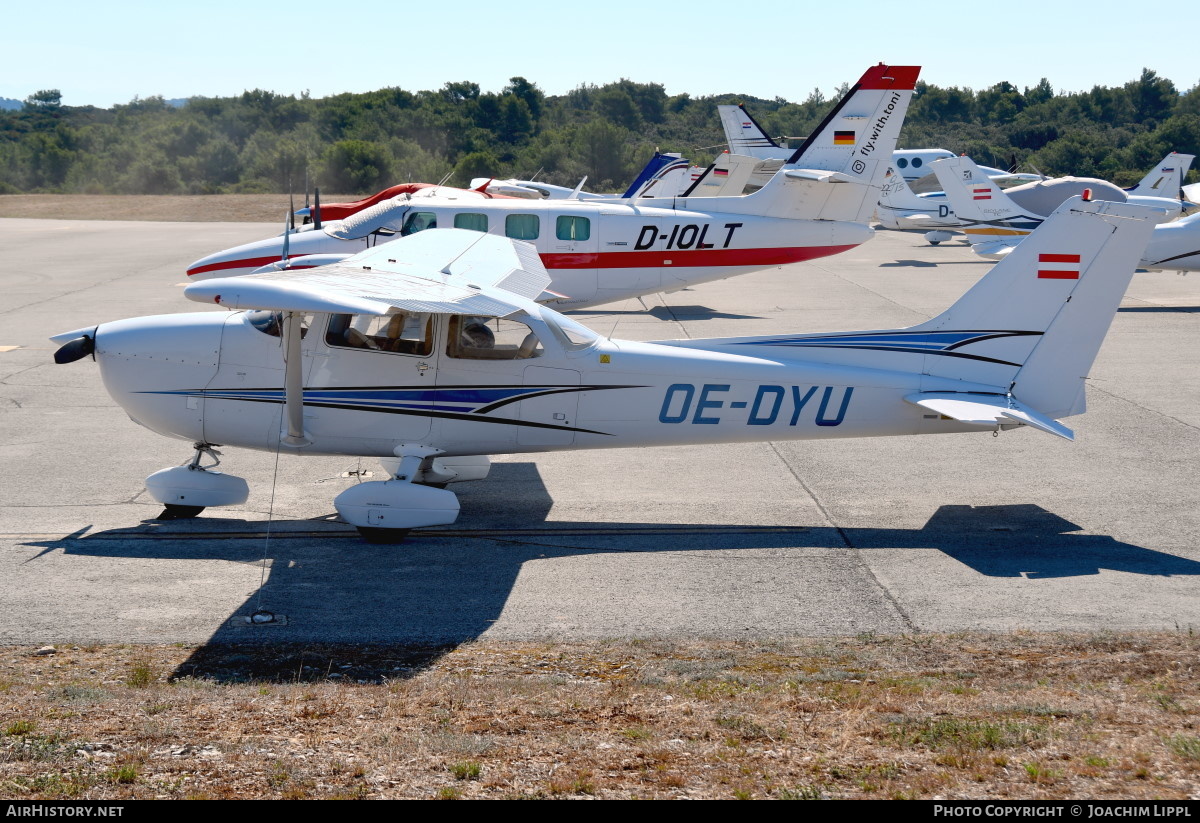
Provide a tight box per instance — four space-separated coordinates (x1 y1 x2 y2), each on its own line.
183 229 550 317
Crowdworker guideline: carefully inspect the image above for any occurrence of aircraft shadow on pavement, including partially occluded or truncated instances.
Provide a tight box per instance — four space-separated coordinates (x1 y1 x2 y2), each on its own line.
24 468 1200 684
1116 306 1200 313
880 259 938 268
570 305 761 321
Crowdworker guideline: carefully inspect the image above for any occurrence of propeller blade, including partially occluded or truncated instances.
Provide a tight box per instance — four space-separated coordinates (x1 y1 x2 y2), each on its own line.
313 187 322 231
289 192 296 231
54 334 95 365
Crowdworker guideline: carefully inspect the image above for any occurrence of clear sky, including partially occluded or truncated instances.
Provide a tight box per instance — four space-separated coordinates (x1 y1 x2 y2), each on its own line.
4 0 1197 108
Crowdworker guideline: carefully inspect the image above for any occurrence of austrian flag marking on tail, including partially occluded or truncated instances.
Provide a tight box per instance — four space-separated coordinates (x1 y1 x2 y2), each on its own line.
972 187 992 200
1037 253 1081 280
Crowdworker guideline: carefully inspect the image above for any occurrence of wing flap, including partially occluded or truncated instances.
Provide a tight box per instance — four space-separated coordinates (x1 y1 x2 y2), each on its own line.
905 392 1074 441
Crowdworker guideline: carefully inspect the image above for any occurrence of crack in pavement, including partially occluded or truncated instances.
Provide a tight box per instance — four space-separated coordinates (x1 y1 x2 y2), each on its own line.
766 440 918 633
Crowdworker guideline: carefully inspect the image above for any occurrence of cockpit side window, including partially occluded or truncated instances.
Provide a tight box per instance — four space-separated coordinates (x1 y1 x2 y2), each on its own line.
325 312 434 356
401 211 438 236
446 315 543 360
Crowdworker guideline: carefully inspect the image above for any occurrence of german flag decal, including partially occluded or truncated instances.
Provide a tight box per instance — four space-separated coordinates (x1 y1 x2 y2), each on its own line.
1037 253 1081 279
833 130 855 145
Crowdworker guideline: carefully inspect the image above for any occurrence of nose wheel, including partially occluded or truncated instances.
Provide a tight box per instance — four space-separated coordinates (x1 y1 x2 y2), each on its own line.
145 442 249 520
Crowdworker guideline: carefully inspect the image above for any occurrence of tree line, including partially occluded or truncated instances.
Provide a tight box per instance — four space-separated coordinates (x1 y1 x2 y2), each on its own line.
1 70 1197 196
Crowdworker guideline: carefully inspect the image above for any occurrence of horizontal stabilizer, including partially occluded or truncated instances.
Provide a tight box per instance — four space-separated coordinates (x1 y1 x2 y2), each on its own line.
971 240 1018 259
784 168 853 184
905 392 1074 440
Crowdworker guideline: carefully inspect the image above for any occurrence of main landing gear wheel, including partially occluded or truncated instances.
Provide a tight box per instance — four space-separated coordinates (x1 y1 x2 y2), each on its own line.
156 504 205 520
355 527 411 544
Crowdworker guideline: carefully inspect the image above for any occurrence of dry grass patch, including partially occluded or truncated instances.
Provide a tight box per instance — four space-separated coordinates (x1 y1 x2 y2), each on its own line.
0 632 1196 798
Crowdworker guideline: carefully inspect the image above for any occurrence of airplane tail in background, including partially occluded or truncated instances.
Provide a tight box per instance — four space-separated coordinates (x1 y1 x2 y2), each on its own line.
875 165 950 228
1127 152 1195 198
706 64 921 223
929 155 1042 256
717 104 791 159
622 153 691 198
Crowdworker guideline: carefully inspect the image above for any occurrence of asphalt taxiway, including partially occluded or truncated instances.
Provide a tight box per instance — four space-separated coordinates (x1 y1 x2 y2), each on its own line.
1 217 1197 645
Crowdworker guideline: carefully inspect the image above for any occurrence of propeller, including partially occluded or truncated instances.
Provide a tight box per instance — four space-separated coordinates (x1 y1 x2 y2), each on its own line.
54 333 95 364
289 192 296 232
312 187 322 231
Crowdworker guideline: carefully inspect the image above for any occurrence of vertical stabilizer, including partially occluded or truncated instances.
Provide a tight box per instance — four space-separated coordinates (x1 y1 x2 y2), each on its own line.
929 156 1042 255
717 103 790 160
911 196 1157 417
1127 152 1195 198
715 64 920 223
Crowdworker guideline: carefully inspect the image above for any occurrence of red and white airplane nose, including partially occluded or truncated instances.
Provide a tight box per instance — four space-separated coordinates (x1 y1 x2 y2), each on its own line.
186 230 355 280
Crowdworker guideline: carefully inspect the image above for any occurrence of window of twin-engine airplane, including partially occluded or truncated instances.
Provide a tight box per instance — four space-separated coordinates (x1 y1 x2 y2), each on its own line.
896 158 909 169
453 213 488 232
401 211 438 236
446 315 543 360
911 157 923 168
505 214 540 240
325 312 434 356
556 215 590 241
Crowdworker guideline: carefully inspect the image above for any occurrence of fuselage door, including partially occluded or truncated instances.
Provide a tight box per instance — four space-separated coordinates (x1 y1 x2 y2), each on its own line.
305 312 437 447
518 366 581 447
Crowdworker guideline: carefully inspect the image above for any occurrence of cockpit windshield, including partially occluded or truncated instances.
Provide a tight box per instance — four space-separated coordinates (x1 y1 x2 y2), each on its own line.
247 310 282 337
246 311 310 339
544 313 600 351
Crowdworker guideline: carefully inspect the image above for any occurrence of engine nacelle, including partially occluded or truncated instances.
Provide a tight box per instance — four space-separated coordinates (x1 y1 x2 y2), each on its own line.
334 480 460 530
144 466 250 508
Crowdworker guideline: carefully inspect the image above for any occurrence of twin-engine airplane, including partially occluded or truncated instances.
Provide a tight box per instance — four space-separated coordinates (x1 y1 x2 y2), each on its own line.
932 156 1200 270
52 194 1157 542
186 64 921 310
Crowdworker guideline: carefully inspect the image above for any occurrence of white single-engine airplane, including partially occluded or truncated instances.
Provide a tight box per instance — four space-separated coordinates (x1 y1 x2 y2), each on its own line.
186 65 921 310
932 155 1199 269
877 159 1124 243
52 194 1157 542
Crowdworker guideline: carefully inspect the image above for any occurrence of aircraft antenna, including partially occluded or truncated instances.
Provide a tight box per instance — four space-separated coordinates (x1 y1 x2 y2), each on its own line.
281 210 291 266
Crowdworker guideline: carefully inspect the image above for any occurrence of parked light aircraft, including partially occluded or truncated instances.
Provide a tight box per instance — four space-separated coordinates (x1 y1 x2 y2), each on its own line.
877 159 1124 243
51 195 1157 542
468 152 693 200
932 156 1199 270
186 64 921 311
717 103 1010 182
